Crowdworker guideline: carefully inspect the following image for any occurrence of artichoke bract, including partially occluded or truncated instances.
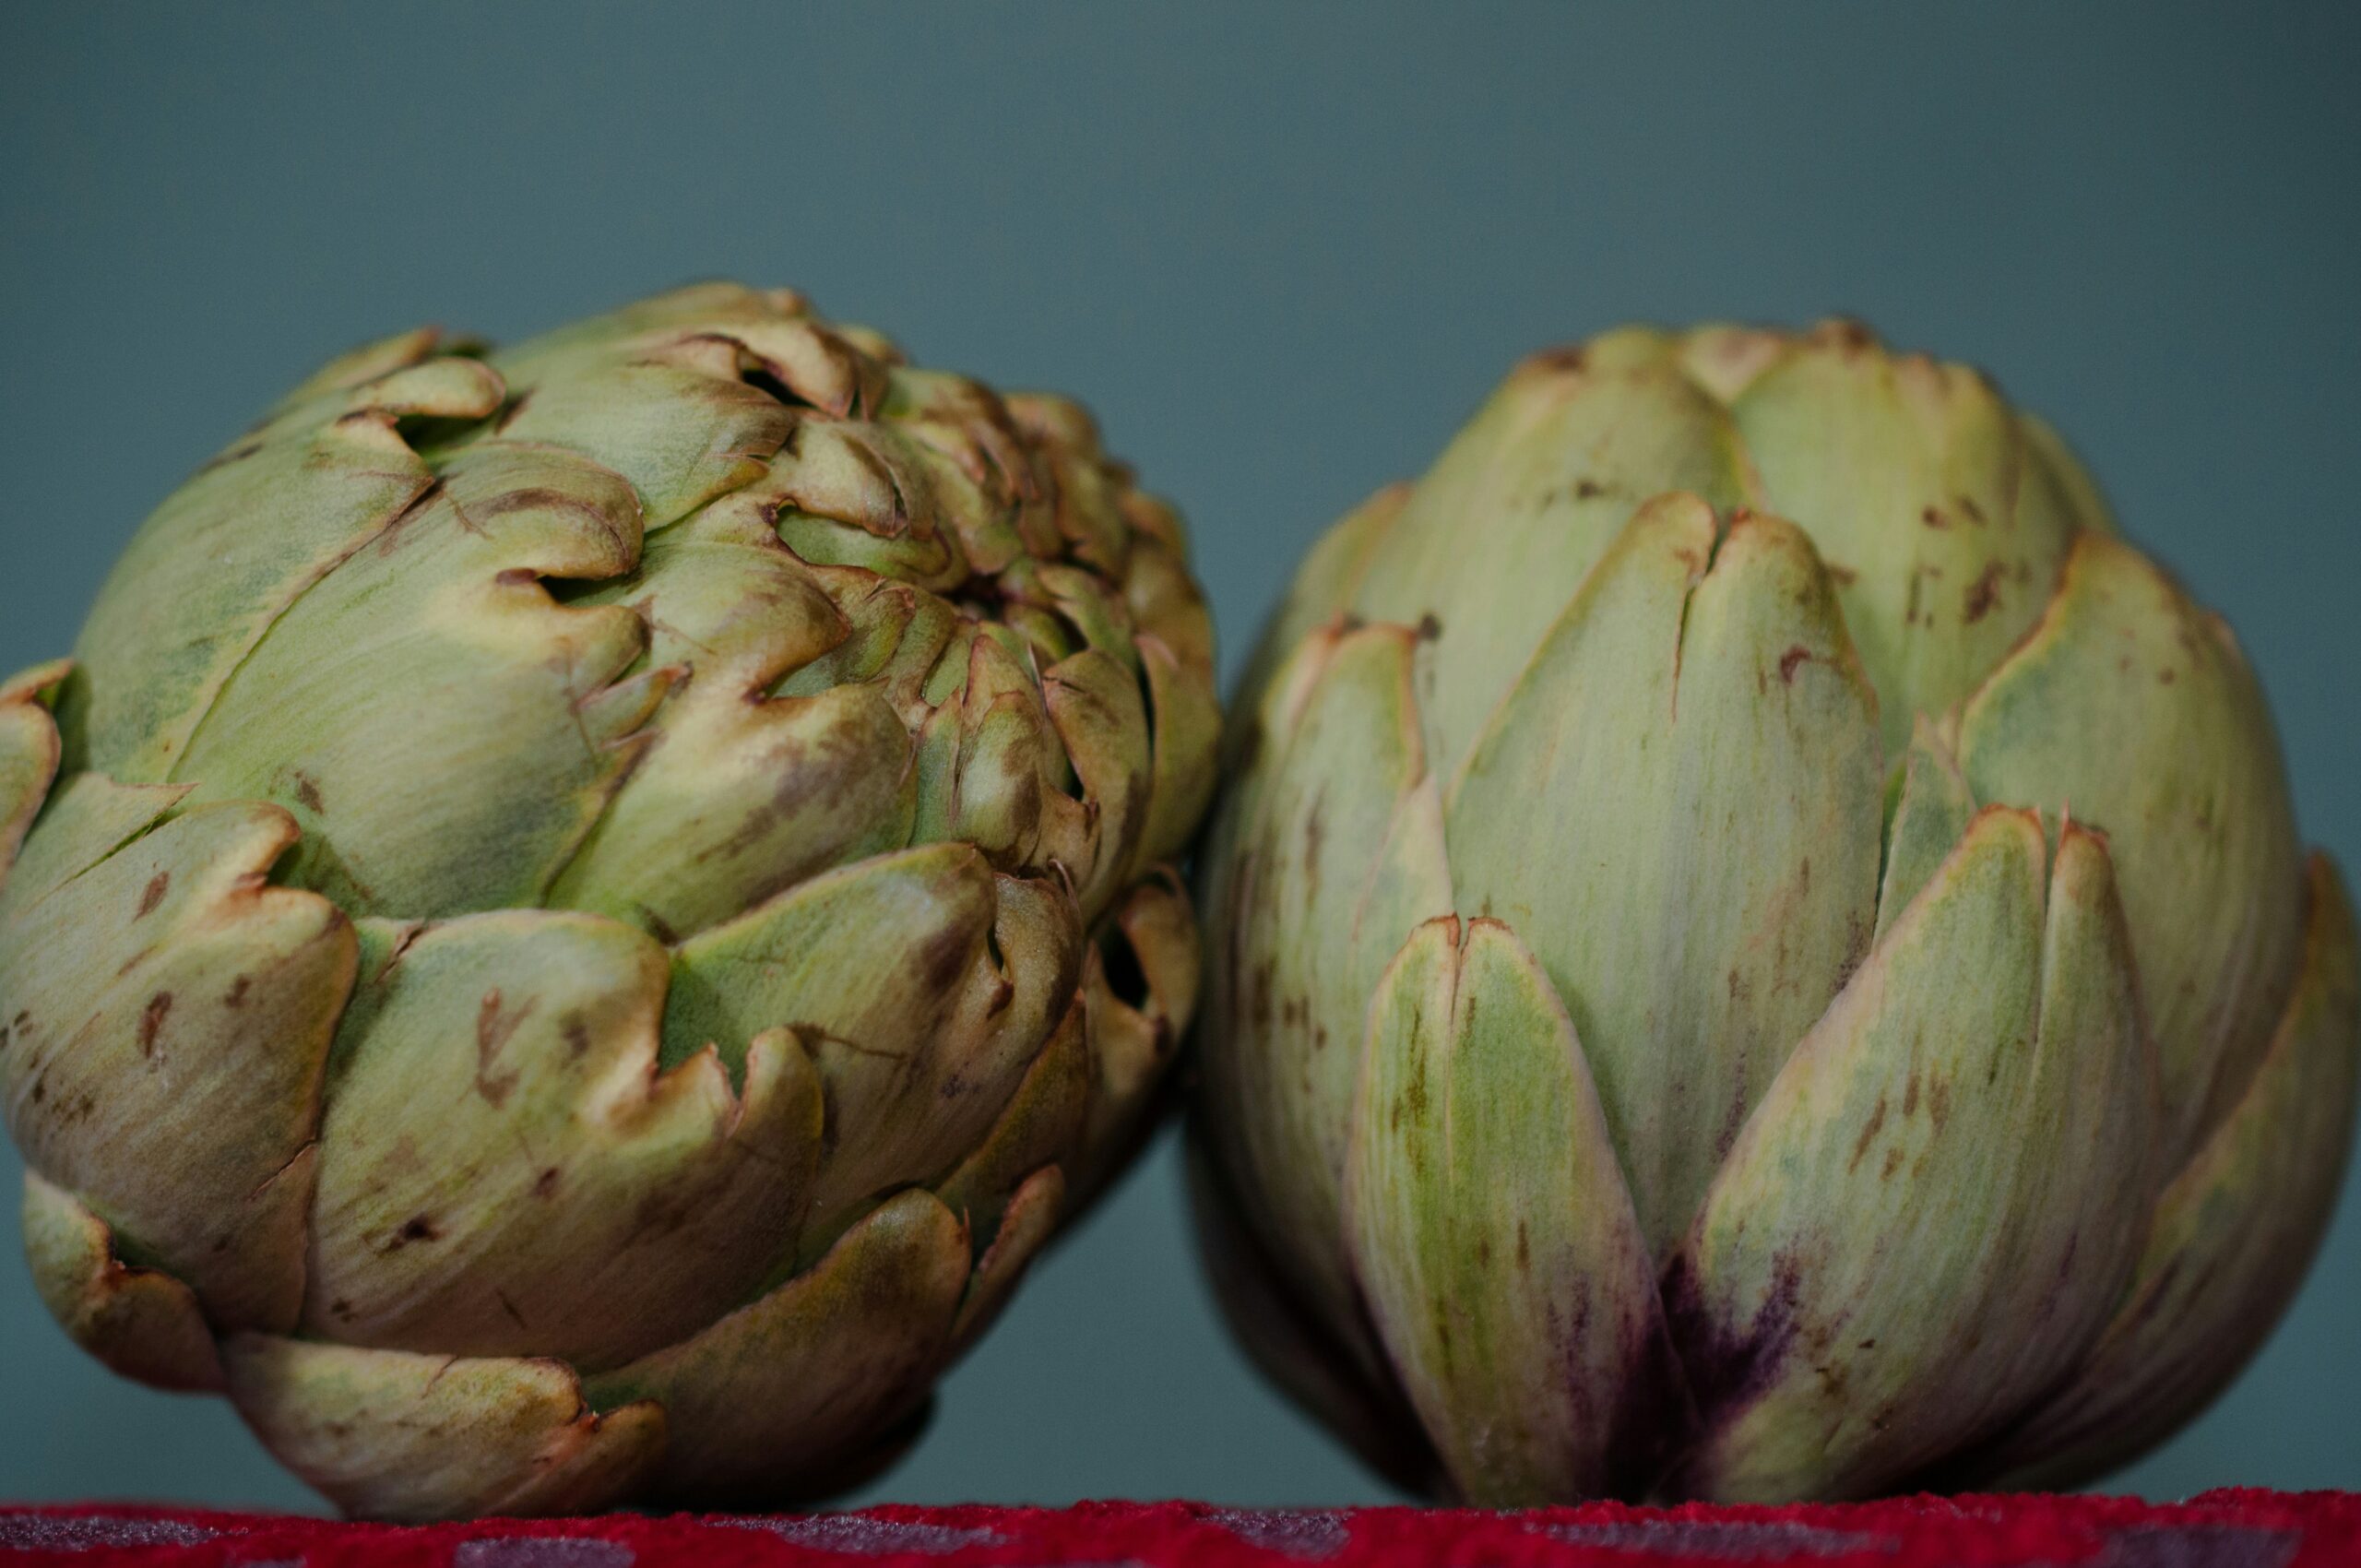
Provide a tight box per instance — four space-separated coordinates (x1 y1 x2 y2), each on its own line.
0 282 1219 1520
1195 321 2355 1503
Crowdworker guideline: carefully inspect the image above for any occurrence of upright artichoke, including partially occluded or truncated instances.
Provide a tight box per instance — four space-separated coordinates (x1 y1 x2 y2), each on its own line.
1195 321 2355 1503
0 283 1218 1520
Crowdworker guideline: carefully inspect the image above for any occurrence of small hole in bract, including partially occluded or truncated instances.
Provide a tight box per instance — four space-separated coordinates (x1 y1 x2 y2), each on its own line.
1100 929 1150 1011
742 365 808 409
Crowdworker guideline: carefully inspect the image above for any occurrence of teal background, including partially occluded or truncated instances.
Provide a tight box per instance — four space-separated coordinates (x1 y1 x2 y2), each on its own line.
1 1 2355 1509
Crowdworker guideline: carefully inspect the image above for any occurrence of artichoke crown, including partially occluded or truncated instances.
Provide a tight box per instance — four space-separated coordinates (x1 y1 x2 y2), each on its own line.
0 283 1219 1518
1199 320 2355 1503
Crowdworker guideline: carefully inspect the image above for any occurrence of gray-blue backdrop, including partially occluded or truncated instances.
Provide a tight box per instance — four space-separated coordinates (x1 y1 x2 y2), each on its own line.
1 1 2354 1511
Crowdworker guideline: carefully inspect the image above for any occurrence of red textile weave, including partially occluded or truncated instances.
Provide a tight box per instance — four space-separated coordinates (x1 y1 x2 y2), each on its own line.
1 1493 2351 1567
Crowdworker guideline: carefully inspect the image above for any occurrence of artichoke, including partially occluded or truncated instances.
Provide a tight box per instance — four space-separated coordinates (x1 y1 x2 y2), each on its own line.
0 282 1219 1520
1195 321 2355 1503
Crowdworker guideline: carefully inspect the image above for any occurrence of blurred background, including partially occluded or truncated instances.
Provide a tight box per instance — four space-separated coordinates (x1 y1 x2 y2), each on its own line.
1 0 2355 1511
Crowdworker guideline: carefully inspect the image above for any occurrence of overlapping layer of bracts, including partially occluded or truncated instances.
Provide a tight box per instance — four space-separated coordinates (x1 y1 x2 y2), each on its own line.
1198 321 2355 1503
0 283 1218 1520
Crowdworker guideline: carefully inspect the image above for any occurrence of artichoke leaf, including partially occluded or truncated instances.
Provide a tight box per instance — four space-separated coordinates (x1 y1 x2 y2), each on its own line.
769 420 976 593
1667 810 2157 1502
1025 410 1136 579
1345 915 1683 1505
67 359 504 782
0 659 69 885
1200 620 1455 1344
775 568 965 730
1122 534 1218 690
222 1335 665 1523
303 911 822 1373
1038 646 1154 922
583 1187 970 1506
718 312 888 421
1133 630 1223 877
172 441 665 919
482 281 829 400
1978 852 2358 1488
21 1170 223 1393
950 1163 1064 1351
1674 325 1794 404
0 771 191 930
1877 717 1978 941
270 325 470 411
1446 499 1885 1256
907 627 1062 874
493 333 795 529
935 993 1092 1245
1077 870 1203 1175
0 801 353 1331
1350 345 1756 778
1959 529 2305 1169
1729 326 2079 756
548 503 918 941
1225 483 1406 759
665 844 1081 1259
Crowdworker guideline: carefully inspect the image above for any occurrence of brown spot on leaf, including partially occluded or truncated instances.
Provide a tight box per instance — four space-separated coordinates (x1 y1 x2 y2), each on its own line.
135 873 169 919
1927 1077 1951 1132
1300 792 1327 887
1415 612 1442 641
561 1015 592 1062
1848 1095 1889 1172
474 989 531 1108
290 771 326 815
535 1168 563 1199
1525 344 1588 374
1963 562 2006 624
475 486 587 519
1777 646 1811 684
919 921 976 996
224 976 252 1008
1904 1070 1921 1118
1881 1146 1904 1180
1920 505 1949 529
1575 479 1606 500
1958 494 1987 525
388 1214 441 1251
137 993 172 1056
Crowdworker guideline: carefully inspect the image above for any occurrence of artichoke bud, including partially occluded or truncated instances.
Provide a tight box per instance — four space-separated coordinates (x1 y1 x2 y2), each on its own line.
0 281 1221 1519
1196 319 2353 1503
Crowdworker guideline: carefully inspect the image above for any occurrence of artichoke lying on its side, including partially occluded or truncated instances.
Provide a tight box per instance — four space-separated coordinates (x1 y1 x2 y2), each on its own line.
0 282 1220 1520
1194 320 2355 1503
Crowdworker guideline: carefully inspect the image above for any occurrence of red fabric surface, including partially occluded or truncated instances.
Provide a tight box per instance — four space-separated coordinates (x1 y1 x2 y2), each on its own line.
0 1493 2351 1568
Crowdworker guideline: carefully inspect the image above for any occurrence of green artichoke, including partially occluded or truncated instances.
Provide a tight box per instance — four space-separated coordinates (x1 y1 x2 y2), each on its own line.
0 282 1219 1520
1195 320 2355 1503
